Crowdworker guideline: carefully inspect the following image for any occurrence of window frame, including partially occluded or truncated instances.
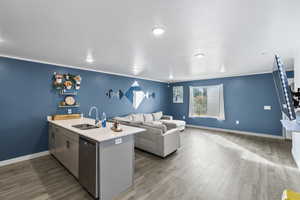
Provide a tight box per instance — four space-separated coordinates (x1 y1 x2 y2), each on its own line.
189 84 225 120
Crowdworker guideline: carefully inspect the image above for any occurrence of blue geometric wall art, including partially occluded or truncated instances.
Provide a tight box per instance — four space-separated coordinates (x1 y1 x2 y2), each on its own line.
125 81 145 109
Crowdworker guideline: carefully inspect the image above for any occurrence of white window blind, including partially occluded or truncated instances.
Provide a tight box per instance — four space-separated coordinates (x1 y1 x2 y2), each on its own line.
189 84 225 120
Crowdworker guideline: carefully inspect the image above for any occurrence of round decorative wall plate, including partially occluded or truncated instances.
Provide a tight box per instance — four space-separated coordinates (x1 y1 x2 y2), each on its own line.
64 96 76 106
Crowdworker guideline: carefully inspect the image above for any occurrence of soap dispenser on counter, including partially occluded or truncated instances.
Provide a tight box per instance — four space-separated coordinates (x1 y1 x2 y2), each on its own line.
101 112 107 128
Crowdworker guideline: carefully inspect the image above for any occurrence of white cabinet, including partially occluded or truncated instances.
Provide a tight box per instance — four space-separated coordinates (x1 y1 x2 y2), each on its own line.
64 133 79 178
292 132 300 168
48 124 79 178
48 126 56 155
99 136 134 200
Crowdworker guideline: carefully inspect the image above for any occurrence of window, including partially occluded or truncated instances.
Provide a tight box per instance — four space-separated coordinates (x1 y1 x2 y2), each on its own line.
173 86 183 103
189 84 225 120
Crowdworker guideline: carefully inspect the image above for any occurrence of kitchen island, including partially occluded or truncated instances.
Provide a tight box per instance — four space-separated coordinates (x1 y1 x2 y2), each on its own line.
48 117 145 200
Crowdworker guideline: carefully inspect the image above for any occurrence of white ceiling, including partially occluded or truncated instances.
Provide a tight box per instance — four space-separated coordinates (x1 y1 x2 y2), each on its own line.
0 0 299 82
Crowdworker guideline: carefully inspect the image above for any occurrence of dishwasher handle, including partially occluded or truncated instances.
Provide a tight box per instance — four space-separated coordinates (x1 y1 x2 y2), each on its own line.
80 136 96 146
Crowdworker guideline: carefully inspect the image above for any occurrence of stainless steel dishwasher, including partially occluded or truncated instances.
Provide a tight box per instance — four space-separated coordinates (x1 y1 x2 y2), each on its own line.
79 136 99 199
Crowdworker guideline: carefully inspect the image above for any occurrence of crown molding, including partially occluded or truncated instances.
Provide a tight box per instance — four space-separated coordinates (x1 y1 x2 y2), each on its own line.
1 54 289 84
168 70 277 83
0 54 166 83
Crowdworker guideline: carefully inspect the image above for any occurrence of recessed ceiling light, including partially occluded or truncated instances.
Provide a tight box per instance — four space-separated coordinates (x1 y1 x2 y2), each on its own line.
132 69 140 75
133 66 142 70
194 53 205 58
132 66 144 75
169 74 174 79
152 27 165 36
86 54 94 63
132 69 138 74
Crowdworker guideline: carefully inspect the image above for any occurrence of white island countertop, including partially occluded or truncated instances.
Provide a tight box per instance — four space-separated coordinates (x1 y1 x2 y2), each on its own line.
48 117 145 142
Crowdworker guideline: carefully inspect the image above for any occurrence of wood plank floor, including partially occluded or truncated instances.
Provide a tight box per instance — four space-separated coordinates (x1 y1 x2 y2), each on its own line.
1 128 300 200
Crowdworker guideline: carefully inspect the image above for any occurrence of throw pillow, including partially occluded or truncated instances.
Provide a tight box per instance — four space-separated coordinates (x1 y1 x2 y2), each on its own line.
132 114 144 122
143 114 154 122
152 111 163 121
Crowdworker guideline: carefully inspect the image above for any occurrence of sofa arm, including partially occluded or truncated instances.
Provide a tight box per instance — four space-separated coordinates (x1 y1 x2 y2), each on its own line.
137 124 164 136
162 128 180 157
160 120 177 130
161 115 173 120
116 120 142 127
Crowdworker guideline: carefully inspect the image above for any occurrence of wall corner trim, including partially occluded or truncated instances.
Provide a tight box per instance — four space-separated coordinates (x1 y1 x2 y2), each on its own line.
0 151 50 167
186 124 285 140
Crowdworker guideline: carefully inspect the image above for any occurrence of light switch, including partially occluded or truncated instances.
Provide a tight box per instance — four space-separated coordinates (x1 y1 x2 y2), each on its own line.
115 138 122 144
264 106 272 110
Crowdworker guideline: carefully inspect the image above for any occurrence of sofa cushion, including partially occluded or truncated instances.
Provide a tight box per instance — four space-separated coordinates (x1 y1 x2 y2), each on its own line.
129 121 144 126
152 111 163 121
124 115 133 121
160 119 186 131
132 114 144 122
143 121 167 133
161 115 173 120
160 119 186 127
143 114 154 122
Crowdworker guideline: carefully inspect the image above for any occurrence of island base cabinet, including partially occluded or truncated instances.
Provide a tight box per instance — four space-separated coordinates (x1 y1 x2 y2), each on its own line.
48 125 56 156
48 124 79 179
99 135 134 200
64 138 79 178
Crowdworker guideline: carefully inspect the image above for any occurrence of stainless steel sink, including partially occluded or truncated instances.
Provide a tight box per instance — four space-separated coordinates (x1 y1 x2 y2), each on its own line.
72 124 99 130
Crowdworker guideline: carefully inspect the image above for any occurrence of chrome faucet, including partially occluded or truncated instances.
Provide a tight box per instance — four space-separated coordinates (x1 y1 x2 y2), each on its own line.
88 106 99 125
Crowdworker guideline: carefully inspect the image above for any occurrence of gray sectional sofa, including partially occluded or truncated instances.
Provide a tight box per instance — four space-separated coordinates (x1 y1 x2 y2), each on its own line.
114 112 186 158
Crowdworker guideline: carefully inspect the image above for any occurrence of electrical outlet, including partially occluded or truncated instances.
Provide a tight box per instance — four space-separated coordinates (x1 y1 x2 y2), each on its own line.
115 138 122 144
183 115 186 120
264 106 272 110
236 120 239 125
68 109 72 114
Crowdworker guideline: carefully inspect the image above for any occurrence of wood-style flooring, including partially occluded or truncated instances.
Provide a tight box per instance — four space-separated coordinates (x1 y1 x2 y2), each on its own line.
1 128 300 200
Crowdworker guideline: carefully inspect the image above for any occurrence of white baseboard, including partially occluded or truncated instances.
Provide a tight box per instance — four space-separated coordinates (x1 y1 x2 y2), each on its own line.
0 151 49 167
186 124 284 140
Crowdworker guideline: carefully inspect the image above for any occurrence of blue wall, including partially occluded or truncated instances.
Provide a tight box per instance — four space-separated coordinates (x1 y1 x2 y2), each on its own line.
169 73 284 136
0 57 169 161
0 56 293 161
